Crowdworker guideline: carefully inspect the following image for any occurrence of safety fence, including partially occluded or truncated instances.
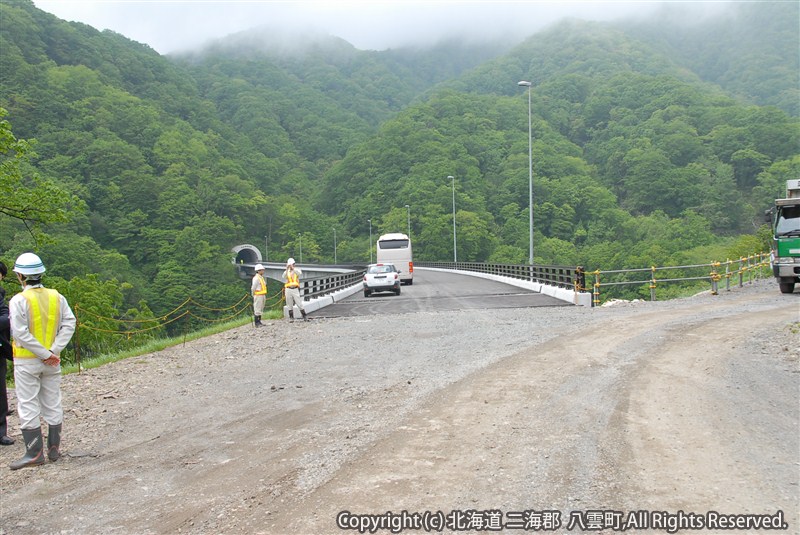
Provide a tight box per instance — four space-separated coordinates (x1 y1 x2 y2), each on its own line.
416 261 578 289
71 289 285 370
586 253 770 306
298 269 366 301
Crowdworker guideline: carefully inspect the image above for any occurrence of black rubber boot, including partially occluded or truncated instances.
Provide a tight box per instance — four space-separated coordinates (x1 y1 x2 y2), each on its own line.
0 422 14 445
47 423 62 462
301 309 308 322
10 427 45 470
288 310 294 322
254 315 263 327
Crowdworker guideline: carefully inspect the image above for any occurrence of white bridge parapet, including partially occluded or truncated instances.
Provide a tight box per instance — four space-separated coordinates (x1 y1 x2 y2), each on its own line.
416 267 592 307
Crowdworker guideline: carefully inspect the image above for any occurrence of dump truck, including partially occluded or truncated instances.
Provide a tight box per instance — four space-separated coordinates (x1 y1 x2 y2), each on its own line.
767 179 800 293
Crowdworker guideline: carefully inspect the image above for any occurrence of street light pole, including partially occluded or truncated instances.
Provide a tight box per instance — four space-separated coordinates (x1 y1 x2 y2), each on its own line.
518 80 534 265
405 204 411 238
448 175 457 263
298 233 303 263
368 219 373 263
264 235 268 263
333 227 337 264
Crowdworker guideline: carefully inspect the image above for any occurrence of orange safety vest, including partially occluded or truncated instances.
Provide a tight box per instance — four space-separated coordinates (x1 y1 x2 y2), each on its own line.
284 272 300 289
253 274 267 296
13 288 61 359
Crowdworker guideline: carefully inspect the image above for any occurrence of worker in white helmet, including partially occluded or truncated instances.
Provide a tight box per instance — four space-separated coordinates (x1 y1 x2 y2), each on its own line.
281 258 308 322
8 252 76 470
251 263 267 327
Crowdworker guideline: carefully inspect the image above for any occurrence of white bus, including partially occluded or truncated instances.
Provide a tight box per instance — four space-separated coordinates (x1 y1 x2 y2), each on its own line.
376 233 413 285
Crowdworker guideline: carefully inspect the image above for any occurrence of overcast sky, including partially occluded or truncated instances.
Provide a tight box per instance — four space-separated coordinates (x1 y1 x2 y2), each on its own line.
29 1 683 55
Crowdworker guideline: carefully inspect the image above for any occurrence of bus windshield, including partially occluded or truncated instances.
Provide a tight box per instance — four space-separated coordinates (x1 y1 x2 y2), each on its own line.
378 239 409 250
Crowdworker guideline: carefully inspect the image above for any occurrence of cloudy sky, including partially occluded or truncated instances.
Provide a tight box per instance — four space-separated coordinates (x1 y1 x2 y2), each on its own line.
30 1 680 55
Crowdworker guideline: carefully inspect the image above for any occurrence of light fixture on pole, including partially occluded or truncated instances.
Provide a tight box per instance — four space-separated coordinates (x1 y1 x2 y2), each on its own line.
333 227 337 264
368 219 373 263
448 175 457 263
405 204 411 237
518 80 534 265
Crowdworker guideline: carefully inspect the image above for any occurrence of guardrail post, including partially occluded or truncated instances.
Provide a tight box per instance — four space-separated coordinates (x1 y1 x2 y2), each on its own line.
710 261 720 295
650 266 657 301
593 271 601 307
738 257 745 288
574 266 586 293
725 259 731 291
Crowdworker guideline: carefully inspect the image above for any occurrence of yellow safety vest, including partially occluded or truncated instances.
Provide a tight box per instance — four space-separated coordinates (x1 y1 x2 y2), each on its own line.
254 274 267 295
13 288 61 359
284 272 300 289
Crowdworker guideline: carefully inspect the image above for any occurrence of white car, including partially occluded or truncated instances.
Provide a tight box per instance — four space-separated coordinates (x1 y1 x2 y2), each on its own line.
363 263 401 297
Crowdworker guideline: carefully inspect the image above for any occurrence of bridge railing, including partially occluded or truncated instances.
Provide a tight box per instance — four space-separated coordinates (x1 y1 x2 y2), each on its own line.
299 269 366 301
272 255 770 307
415 262 580 290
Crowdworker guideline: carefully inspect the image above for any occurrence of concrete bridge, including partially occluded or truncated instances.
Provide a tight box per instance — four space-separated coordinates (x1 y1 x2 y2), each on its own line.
231 244 591 310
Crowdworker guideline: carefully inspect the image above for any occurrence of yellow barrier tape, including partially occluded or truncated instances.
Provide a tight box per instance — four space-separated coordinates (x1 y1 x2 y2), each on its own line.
75 296 193 323
187 306 250 324
188 293 250 312
75 289 284 337
75 289 284 338
78 310 190 335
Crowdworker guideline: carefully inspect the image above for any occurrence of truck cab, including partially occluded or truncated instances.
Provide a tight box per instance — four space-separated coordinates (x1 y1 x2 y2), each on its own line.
767 179 800 293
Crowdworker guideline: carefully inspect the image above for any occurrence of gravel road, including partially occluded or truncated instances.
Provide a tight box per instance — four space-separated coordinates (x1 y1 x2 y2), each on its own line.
0 277 797 535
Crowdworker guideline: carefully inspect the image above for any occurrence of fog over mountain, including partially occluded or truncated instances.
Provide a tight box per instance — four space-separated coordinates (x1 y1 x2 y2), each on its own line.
30 0 735 55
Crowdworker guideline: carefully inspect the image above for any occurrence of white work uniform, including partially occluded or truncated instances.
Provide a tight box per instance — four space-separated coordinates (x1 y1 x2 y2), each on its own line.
10 284 76 430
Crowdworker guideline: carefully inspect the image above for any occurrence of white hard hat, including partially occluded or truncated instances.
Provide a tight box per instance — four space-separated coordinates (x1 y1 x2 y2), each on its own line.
254 263 265 271
287 257 295 265
13 252 46 275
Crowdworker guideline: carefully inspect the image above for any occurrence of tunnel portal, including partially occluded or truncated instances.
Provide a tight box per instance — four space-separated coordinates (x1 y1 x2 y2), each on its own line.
232 244 263 265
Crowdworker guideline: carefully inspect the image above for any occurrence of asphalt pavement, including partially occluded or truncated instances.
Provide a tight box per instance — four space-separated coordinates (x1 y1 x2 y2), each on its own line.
312 268 571 317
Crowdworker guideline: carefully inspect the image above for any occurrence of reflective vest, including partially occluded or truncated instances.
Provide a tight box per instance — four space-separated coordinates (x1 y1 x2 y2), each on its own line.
13 288 61 359
284 272 300 289
253 274 267 296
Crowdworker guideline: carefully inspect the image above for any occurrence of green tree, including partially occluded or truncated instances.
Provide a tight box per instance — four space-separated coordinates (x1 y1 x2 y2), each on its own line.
0 108 83 237
754 156 800 202
731 148 771 189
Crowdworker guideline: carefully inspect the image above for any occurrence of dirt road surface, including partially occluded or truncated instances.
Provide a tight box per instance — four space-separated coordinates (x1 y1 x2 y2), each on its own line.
0 279 797 535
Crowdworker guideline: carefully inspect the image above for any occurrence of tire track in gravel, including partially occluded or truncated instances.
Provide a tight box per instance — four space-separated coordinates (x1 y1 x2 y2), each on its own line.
619 305 799 524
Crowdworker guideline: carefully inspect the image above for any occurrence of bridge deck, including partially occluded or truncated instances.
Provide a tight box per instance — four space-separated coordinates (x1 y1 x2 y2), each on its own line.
313 268 570 317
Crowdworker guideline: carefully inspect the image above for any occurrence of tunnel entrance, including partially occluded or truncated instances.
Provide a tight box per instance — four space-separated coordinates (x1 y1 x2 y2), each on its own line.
232 244 262 265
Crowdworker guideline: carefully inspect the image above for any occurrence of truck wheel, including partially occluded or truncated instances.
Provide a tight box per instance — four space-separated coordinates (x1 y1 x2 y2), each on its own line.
779 281 795 294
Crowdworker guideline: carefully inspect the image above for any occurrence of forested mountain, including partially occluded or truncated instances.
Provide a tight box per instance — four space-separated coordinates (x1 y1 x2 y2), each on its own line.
1 0 798 342
621 2 800 115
